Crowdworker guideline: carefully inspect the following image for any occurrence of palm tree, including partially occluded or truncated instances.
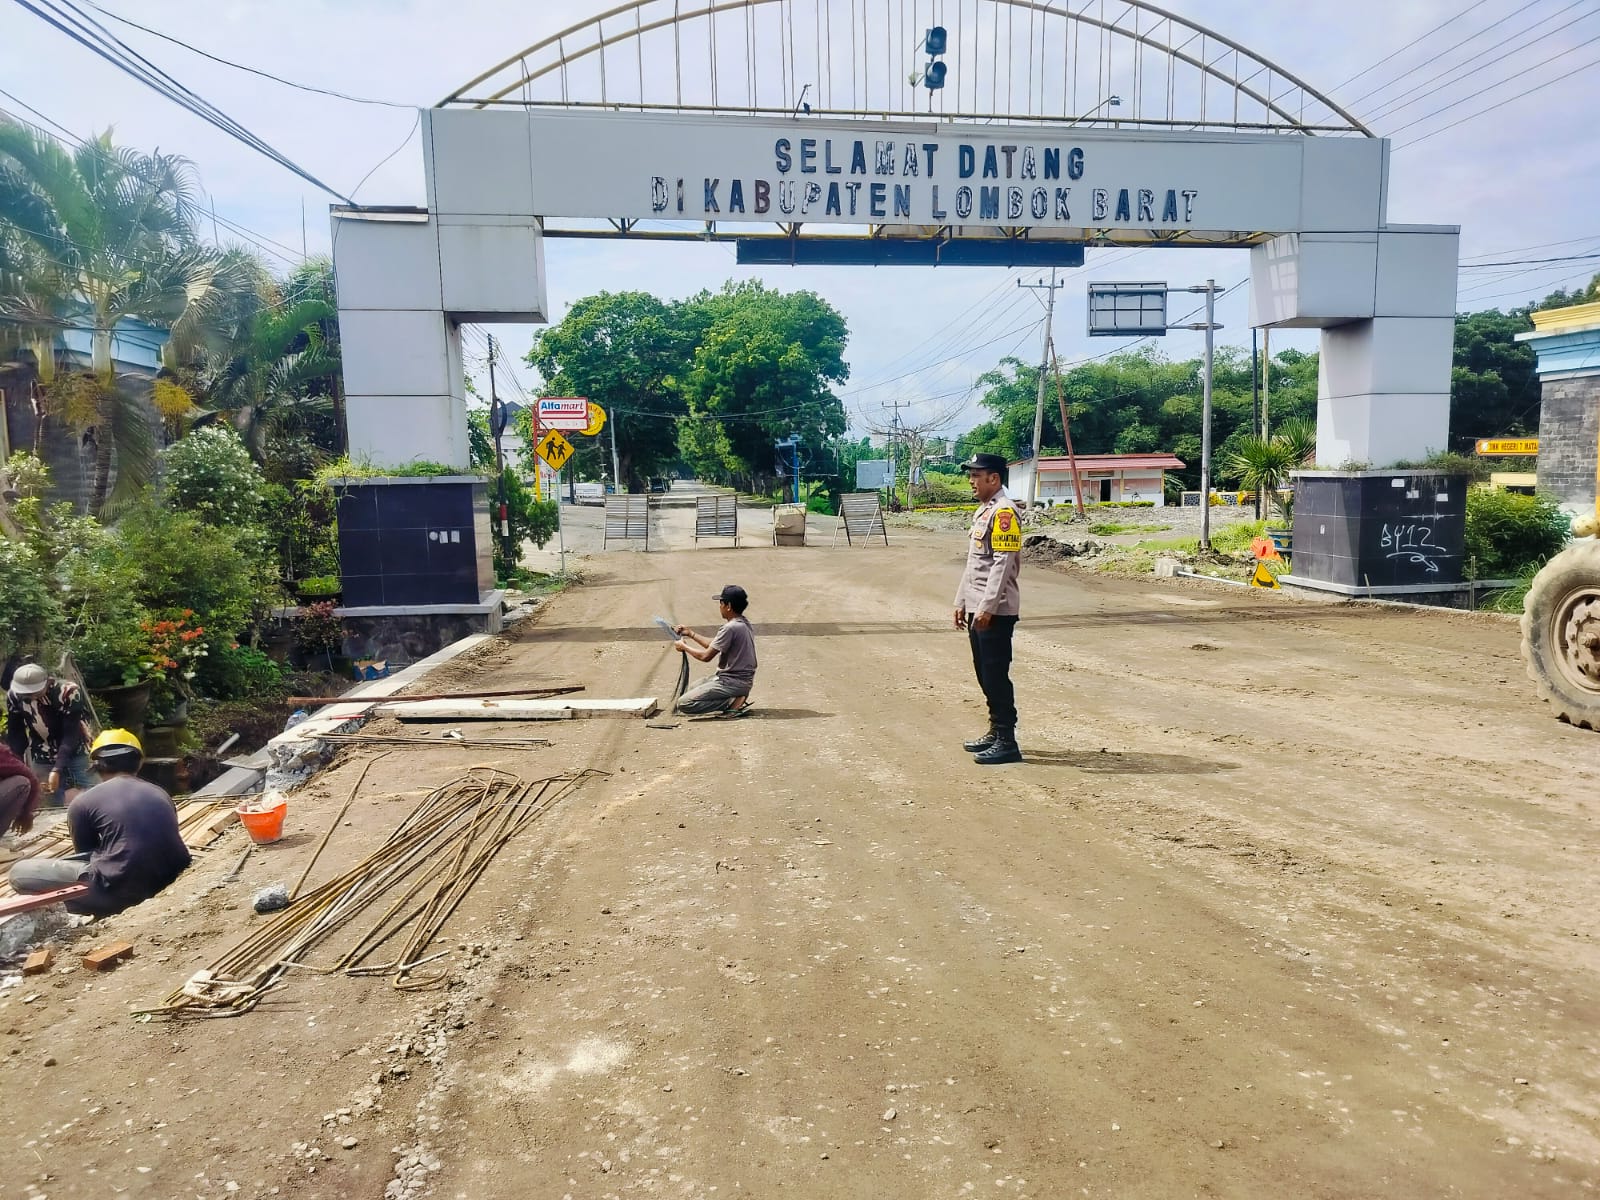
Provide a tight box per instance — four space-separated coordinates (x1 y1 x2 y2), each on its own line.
1227 417 1316 524
195 293 340 462
0 121 250 511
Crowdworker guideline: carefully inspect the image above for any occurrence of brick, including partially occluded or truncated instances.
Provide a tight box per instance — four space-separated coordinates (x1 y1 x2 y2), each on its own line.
22 948 53 975
81 941 134 972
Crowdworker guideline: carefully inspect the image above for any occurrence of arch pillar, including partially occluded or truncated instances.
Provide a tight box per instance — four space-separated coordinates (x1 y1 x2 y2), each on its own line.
1251 225 1460 465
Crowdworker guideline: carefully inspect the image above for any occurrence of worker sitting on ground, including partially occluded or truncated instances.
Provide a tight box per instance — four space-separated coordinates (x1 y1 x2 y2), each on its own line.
672 585 758 716
5 663 94 806
0 742 42 844
9 730 192 917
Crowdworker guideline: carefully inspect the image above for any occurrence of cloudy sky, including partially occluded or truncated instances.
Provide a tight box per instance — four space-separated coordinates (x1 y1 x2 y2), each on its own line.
2 0 1596 436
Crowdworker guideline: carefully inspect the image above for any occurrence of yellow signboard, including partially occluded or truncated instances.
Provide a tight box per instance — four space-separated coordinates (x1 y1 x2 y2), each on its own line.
581 402 607 437
1249 561 1281 589
1476 438 1539 456
535 429 575 471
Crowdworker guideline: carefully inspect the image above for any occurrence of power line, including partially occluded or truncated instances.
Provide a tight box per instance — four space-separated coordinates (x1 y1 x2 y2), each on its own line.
1347 0 1568 116
11 0 354 203
1394 46 1600 148
1327 0 1498 93
0 86 306 265
350 114 419 201
1385 30 1600 139
1461 251 1600 269
1461 233 1600 261
79 0 416 108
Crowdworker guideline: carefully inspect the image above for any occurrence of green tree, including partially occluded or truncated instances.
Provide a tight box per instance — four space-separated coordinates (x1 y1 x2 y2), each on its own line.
1532 272 1600 312
527 291 689 491
679 282 850 489
1449 309 1537 449
0 122 253 511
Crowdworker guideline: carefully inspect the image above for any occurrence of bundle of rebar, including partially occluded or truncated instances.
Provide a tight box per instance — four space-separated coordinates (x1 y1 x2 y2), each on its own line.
140 767 601 1019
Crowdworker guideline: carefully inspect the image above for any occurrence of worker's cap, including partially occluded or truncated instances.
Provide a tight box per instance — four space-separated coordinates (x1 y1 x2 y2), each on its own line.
90 728 143 759
7 663 47 697
957 452 1009 475
714 584 748 606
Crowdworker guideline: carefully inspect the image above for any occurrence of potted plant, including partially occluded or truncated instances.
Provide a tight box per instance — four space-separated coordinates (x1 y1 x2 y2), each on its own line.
140 611 208 728
74 615 158 731
293 600 346 673
294 574 343 606
1226 418 1315 556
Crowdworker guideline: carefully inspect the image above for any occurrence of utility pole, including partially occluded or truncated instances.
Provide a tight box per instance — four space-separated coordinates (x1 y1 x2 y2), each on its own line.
486 335 513 573
610 409 623 495
1176 280 1222 551
885 398 913 510
1019 269 1065 508
1261 325 1271 443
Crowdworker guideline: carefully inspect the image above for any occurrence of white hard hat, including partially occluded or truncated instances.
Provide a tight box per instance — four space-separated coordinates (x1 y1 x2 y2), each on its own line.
8 663 47 697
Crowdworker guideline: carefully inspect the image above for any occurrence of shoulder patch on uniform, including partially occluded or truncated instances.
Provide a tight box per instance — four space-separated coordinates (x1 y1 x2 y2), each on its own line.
990 506 1022 552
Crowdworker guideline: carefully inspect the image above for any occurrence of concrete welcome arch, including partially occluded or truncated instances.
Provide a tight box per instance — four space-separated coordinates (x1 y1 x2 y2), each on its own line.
331 0 1455 599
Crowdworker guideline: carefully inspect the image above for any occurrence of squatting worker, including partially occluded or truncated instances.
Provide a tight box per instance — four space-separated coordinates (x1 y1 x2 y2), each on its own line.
9 729 192 917
0 743 42 840
5 662 94 806
672 585 758 716
954 453 1024 765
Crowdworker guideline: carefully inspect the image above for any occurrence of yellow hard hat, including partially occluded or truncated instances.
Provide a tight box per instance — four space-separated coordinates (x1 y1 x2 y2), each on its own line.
90 728 144 758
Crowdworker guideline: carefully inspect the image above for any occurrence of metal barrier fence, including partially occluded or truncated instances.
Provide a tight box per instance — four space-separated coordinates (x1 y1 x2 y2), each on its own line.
694 494 738 545
604 495 650 549
833 493 888 546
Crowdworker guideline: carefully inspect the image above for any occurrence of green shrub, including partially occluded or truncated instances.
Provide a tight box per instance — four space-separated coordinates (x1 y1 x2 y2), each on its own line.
196 641 285 700
116 502 272 643
162 426 267 527
489 471 558 581
1211 519 1269 556
262 479 339 583
915 471 973 506
806 494 834 515
1463 489 1569 579
0 538 64 661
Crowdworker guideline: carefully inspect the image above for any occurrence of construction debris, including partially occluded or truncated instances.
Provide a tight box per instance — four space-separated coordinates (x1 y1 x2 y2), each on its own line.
22 947 53 975
143 767 602 1018
252 883 290 914
315 732 552 750
286 685 584 708
82 941 134 971
382 697 659 722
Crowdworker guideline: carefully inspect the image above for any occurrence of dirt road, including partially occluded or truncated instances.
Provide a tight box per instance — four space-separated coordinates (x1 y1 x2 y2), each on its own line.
4 509 1597 1199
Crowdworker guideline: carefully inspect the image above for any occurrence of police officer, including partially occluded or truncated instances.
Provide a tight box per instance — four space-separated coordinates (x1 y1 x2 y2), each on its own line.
953 453 1023 765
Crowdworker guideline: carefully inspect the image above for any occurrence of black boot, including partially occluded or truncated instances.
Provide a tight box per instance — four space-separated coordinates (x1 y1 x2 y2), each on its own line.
962 728 997 753
973 730 1022 765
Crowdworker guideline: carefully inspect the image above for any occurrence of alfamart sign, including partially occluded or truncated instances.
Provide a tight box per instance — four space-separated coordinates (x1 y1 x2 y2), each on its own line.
422 109 1387 237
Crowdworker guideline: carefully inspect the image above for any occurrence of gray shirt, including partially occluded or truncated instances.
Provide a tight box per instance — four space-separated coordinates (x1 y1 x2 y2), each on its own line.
954 495 1023 617
709 617 757 687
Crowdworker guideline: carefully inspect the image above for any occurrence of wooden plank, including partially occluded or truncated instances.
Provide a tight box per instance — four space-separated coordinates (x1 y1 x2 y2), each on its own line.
383 696 659 722
0 885 89 917
22 947 53 975
82 941 134 971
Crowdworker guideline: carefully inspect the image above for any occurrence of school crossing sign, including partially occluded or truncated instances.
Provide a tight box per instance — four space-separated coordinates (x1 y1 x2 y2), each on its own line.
535 429 575 472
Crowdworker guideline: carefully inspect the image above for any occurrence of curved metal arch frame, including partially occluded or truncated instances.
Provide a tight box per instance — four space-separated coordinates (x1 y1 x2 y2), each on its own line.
437 0 1371 137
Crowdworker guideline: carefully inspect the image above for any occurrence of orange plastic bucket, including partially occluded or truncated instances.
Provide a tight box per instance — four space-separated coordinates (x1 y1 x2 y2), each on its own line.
237 797 287 844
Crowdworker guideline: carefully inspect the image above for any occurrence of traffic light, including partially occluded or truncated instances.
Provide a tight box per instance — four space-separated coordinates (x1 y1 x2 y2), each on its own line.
924 26 947 90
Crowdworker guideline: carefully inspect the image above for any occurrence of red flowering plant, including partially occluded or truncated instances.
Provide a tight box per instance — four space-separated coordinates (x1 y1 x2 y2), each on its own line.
138 610 208 719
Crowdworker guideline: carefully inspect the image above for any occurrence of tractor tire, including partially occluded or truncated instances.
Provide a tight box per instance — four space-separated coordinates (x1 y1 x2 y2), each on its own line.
1522 539 1600 730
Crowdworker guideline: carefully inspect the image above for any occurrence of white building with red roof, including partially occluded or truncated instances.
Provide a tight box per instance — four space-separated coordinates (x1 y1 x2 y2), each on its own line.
1007 453 1186 507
